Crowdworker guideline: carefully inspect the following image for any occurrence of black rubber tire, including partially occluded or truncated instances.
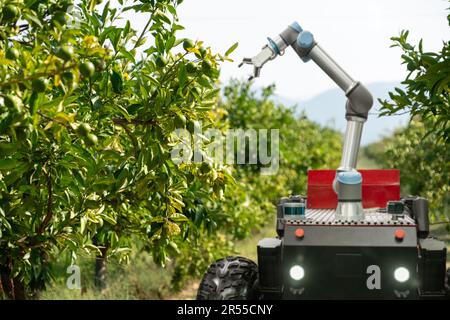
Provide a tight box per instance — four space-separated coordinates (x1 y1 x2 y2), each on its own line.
446 268 450 289
197 256 258 300
446 268 450 299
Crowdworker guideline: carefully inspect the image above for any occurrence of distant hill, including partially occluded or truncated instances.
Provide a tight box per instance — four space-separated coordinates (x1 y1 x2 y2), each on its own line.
272 82 410 145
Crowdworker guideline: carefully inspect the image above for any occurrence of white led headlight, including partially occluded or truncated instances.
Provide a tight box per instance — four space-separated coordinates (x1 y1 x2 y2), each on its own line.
289 265 305 281
394 267 410 282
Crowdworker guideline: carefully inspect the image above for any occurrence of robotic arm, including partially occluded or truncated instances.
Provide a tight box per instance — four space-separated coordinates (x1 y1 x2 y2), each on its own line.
240 22 374 220
239 21 373 173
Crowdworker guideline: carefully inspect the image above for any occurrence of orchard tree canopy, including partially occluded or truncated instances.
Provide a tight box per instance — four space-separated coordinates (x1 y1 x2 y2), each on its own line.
379 10 450 143
0 0 238 299
0 0 344 300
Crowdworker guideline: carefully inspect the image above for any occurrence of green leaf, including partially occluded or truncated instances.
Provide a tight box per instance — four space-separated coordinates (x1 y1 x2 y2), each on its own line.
225 42 239 56
0 143 17 156
124 20 130 36
165 35 176 52
0 159 19 170
100 213 117 225
154 11 171 25
167 4 177 16
111 71 123 93
119 48 135 63
110 28 123 50
0 180 7 192
114 104 131 121
80 216 87 234
169 213 188 222
23 13 43 28
102 1 111 22
178 63 187 87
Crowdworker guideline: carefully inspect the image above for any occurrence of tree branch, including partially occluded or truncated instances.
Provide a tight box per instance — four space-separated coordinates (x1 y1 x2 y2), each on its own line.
0 63 77 88
37 171 53 235
112 118 157 126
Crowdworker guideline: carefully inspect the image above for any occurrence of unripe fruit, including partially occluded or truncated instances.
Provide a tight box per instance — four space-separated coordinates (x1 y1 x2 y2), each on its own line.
193 87 202 96
200 162 212 174
2 5 20 23
183 39 194 51
53 11 67 25
202 60 212 72
79 61 95 78
186 62 196 73
198 47 206 58
32 78 49 93
174 114 186 128
61 71 75 83
407 62 416 72
3 95 20 113
77 123 91 136
86 133 98 145
5 47 19 60
155 55 166 68
56 45 74 61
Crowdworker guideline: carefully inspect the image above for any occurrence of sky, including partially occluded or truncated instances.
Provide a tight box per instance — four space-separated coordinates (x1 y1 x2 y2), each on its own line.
115 0 449 143
172 0 449 100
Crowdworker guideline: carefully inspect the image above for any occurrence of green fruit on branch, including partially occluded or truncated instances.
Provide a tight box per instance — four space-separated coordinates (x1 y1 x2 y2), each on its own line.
56 45 74 61
57 0 74 11
200 161 212 174
186 62 197 73
94 59 106 71
77 123 92 136
5 47 19 60
183 39 194 51
79 61 95 78
61 71 75 83
407 62 416 72
86 133 98 145
2 5 20 23
202 60 212 71
3 95 21 113
197 47 207 58
53 11 68 26
174 113 187 128
32 78 49 93
155 55 167 68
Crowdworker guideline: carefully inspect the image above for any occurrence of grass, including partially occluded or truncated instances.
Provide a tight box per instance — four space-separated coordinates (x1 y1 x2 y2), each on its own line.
41 251 173 300
40 222 276 300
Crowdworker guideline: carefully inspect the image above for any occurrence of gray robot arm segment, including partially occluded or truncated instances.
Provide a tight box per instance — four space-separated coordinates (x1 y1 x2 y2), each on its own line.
239 21 374 171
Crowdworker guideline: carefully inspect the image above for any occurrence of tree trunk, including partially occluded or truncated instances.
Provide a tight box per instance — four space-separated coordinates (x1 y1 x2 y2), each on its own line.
92 237 108 290
0 263 26 300
0 264 12 299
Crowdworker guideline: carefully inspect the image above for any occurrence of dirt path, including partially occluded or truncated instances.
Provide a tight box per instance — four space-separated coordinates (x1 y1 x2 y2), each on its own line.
166 279 199 300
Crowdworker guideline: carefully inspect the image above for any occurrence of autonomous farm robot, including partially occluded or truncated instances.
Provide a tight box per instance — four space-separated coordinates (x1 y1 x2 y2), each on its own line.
197 21 450 300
